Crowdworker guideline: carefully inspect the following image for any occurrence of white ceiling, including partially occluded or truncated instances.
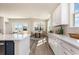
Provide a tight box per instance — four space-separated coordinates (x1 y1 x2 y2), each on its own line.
0 3 59 19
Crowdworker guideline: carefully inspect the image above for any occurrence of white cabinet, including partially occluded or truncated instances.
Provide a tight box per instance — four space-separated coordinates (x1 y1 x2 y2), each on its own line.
52 4 69 26
15 36 30 55
48 34 62 55
48 34 71 55
53 40 61 55
53 38 71 55
53 5 61 26
59 40 79 55
59 45 71 55
48 33 79 55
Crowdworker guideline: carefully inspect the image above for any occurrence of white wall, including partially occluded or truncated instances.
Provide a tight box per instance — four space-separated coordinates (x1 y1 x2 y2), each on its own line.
0 17 4 33
5 21 12 34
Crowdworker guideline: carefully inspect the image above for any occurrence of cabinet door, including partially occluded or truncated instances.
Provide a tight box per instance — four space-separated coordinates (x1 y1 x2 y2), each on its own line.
61 3 68 24
48 37 54 49
58 39 79 55
54 39 63 55
48 35 61 55
52 4 68 26
59 40 79 55
67 45 79 55
59 45 71 55
52 39 62 55
53 5 61 26
53 38 72 55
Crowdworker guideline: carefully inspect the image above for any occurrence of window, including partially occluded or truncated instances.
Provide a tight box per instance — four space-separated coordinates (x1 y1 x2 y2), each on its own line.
74 3 79 27
15 23 28 32
15 24 23 32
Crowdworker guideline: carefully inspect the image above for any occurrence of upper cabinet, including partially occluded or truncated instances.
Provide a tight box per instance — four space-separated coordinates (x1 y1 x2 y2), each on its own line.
52 4 69 26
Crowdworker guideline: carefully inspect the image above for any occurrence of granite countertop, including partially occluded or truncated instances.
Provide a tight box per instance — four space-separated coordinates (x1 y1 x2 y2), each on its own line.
0 33 31 41
48 33 79 48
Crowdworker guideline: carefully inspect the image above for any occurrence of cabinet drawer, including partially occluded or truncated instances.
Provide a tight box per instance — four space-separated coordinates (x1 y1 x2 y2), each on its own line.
59 40 79 55
63 50 71 55
60 46 71 55
65 44 79 55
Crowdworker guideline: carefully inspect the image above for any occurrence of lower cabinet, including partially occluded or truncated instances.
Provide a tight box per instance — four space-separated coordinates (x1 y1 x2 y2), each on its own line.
53 43 61 55
48 36 62 55
58 44 71 55
48 34 79 55
59 40 79 55
48 37 72 55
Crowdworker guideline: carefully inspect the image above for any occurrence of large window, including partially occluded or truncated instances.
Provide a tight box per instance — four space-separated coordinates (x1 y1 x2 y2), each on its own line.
15 23 28 32
74 3 79 27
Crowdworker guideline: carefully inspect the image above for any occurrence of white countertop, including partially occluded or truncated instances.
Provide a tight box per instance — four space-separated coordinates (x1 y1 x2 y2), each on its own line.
48 33 79 48
0 33 31 41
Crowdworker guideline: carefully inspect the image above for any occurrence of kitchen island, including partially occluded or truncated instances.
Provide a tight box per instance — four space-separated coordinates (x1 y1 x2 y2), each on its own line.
0 33 31 55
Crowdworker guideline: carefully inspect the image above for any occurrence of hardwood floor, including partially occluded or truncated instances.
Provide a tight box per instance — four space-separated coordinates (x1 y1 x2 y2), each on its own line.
30 37 54 55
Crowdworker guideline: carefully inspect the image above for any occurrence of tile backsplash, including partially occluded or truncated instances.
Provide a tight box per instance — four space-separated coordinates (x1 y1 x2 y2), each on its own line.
52 25 68 35
67 27 79 34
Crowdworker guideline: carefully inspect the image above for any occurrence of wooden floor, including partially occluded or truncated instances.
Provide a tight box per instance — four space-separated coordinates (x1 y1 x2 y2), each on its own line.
30 37 54 55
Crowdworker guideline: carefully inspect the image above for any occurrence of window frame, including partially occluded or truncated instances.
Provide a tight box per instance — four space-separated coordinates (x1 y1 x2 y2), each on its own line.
73 3 79 27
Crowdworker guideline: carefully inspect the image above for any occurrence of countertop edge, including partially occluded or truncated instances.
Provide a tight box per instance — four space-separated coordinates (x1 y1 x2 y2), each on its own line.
48 33 79 49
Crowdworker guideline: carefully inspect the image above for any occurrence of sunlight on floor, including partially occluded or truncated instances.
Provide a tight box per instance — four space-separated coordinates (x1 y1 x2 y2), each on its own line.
37 38 47 46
